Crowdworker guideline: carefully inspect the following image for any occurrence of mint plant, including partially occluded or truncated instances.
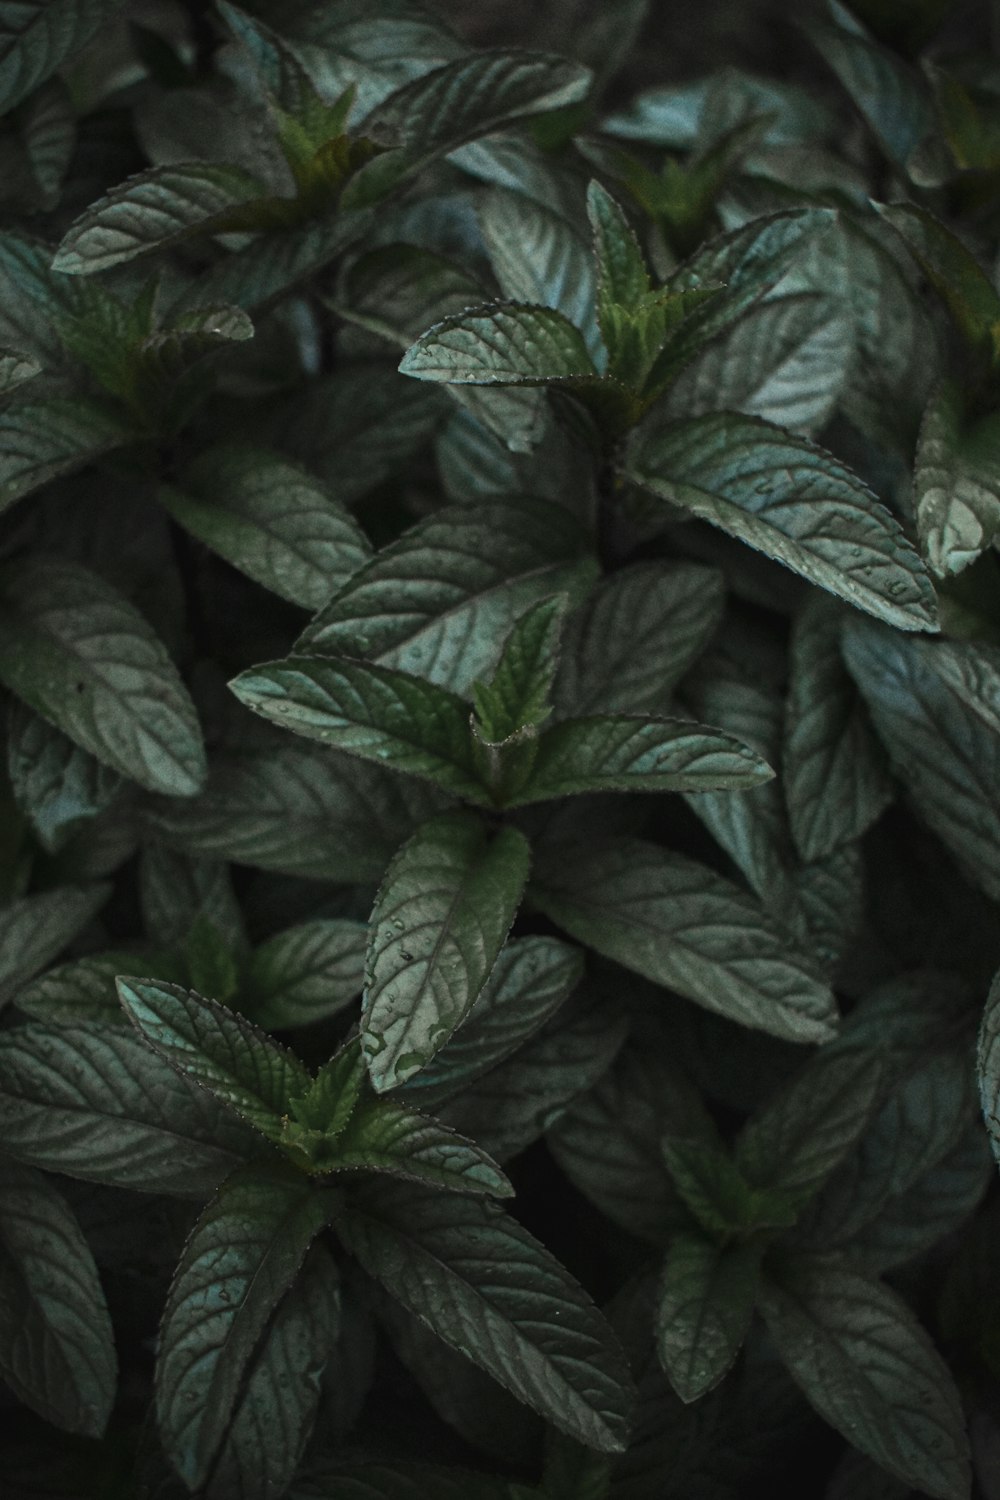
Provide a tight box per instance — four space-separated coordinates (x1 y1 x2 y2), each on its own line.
2 2 1000 1498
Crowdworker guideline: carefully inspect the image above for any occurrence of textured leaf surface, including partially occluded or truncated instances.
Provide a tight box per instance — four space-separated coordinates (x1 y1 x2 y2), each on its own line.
0 884 108 1008
331 1097 513 1196
977 971 1000 1174
400 302 596 385
116 977 310 1141
0 555 206 796
843 622 1000 902
624 412 938 632
229 655 489 803
52 162 267 274
875 202 1000 354
0 1158 116 1435
0 397 127 515
157 1161 334 1489
241 920 367 1030
337 1181 635 1452
14 949 181 1024
0 0 126 116
914 380 1000 577
363 811 532 1090
656 1234 760 1404
161 445 372 611
531 835 837 1043
7 704 124 853
0 1022 261 1194
759 1260 971 1500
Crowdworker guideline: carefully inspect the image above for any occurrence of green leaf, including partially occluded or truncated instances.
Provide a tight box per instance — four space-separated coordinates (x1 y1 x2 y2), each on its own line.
914 379 1000 577
337 242 485 348
0 883 108 1008
804 18 931 166
241 919 367 1030
228 655 489 803
0 555 207 796
874 202 1000 358
509 713 774 806
156 1160 335 1490
362 811 532 1091
52 162 269 275
783 596 893 864
842 622 1000 902
553 560 724 716
735 1047 883 1210
0 345 40 392
328 1096 513 1196
472 595 565 742
7 704 124 853
160 445 372 611
656 1233 762 1403
660 1135 797 1237
144 741 447 883
759 1258 971 1500
397 935 583 1106
588 179 650 318
0 1021 263 1195
531 835 837 1044
400 301 596 386
115 977 311 1143
0 396 128 515
296 497 593 694
977 969 1000 1175
623 412 938 632
14 948 183 1024
336 1180 634 1452
0 1 127 117
138 846 245 956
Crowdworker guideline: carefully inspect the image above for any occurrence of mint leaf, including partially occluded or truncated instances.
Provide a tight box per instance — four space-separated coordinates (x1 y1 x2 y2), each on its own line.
472 594 565 742
115 977 311 1143
160 445 372 610
0 883 108 1008
0 555 207 796
759 1258 971 1500
0 1021 262 1195
362 811 531 1090
241 919 367 1031
656 1233 761 1403
977 969 1000 1175
660 1135 797 1237
7 704 124 853
337 1180 635 1452
229 655 489 803
875 200 1000 356
330 1096 513 1197
14 949 183 1025
0 1158 116 1436
0 397 127 515
623 412 938 632
400 302 597 386
531 835 837 1043
156 1160 335 1489
914 379 1000 576
0 1 127 116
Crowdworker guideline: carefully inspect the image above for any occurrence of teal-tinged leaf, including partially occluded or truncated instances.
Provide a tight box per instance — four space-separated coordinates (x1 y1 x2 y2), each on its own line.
0 1158 116 1435
804 18 932 167
783 596 893 864
0 555 207 796
509 713 773 805
20 76 75 205
115 977 311 1142
337 242 485 347
978 970 1000 1174
842 622 1000 902
400 301 596 386
144 741 448 884
329 1096 513 1196
623 411 938 632
138 846 245 958
552 560 724 716
914 379 1000 577
656 1234 761 1403
0 1022 262 1194
241 919 367 1030
160 445 372 611
156 1160 335 1490
0 1 127 117
735 1047 883 1209
874 201 1000 356
7 703 124 853
296 497 593 694
13 949 182 1024
398 936 583 1106
362 811 532 1091
0 397 127 514
336 1180 635 1452
0 883 108 1008
531 835 837 1044
52 162 268 275
0 346 40 392
759 1259 971 1500
229 655 489 803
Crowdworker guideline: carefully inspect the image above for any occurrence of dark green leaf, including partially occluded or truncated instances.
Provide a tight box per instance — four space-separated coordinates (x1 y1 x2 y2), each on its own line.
330 1096 513 1196
0 555 207 796
874 201 1000 356
624 412 938 632
0 397 127 515
660 1135 796 1237
115 976 310 1142
472 594 565 742
914 379 1000 577
0 883 108 1008
978 969 1000 1174
362 811 532 1090
337 1180 635 1452
0 1021 263 1194
0 345 40 392
156 1160 335 1489
0 1 127 117
400 301 596 386
804 19 931 166
241 919 367 1030
531 835 837 1043
759 1258 971 1500
160 445 372 611
656 1233 761 1403
7 703 124 853
14 948 183 1024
